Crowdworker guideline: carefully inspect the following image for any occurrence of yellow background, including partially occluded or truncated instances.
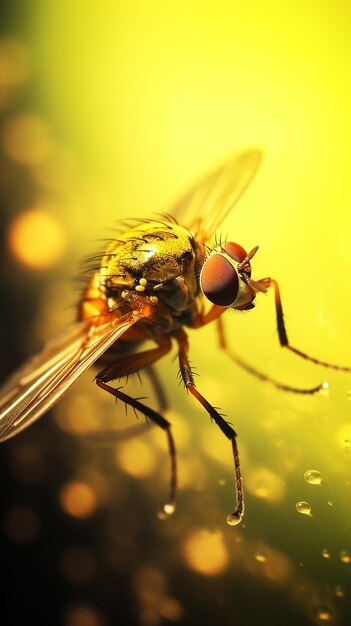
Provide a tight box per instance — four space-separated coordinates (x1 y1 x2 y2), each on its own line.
31 0 351 347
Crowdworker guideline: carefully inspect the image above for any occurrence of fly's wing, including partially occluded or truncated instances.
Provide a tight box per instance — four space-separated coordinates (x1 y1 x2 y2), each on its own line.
172 149 262 241
0 312 140 442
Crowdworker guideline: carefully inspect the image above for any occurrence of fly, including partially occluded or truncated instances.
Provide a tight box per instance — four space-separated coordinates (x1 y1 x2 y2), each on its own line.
1 149 350 526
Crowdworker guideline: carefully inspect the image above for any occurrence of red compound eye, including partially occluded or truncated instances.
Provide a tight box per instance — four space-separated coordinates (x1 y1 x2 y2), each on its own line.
222 242 247 263
200 254 238 306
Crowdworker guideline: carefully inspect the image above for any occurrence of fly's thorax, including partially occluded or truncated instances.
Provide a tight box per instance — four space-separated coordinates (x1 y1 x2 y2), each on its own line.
100 221 200 313
200 241 257 310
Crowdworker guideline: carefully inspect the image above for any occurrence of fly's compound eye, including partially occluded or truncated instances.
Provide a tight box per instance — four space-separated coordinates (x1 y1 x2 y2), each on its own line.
200 244 258 309
200 254 239 306
221 241 247 263
221 241 252 277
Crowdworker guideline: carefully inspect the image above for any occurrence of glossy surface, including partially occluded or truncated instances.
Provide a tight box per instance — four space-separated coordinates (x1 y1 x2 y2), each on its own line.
200 253 239 306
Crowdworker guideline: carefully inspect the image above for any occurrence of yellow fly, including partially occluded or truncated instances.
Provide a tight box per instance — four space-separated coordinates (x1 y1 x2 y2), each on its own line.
1 150 349 525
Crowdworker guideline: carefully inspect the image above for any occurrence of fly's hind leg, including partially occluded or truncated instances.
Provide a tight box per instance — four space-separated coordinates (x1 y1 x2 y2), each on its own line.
95 336 177 516
175 328 244 526
145 365 169 412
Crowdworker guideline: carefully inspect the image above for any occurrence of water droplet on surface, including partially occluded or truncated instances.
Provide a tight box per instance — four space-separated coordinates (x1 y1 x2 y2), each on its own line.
327 500 333 508
296 501 312 516
304 469 322 485
164 503 175 516
336 424 351 450
157 502 175 520
320 381 330 397
339 550 351 564
227 511 244 526
321 548 331 559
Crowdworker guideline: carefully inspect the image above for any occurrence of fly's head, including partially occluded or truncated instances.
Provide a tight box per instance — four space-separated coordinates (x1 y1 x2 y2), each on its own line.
199 242 267 311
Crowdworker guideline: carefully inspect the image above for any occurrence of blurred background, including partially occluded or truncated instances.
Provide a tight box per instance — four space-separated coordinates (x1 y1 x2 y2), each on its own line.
1 1 351 625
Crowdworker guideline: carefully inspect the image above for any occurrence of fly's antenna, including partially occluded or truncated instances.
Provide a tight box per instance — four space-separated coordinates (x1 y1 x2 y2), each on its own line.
237 245 259 274
246 277 268 293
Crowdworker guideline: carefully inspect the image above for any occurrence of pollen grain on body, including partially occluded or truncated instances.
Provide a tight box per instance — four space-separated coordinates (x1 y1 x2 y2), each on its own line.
135 277 148 292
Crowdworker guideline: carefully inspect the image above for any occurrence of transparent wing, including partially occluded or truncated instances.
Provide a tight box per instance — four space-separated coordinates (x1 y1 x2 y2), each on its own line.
0 312 140 442
172 149 262 241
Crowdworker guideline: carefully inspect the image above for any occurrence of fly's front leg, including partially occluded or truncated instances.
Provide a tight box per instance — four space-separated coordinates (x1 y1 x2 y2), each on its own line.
259 278 351 373
191 304 224 329
217 317 324 395
96 335 177 517
175 328 244 526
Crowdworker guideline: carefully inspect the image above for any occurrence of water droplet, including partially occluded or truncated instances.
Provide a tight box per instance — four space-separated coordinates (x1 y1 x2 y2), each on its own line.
227 511 244 526
315 605 332 621
255 551 267 563
327 500 333 508
157 502 175 520
163 503 175 516
339 550 351 564
321 548 331 559
320 382 330 397
296 501 312 516
335 584 344 598
304 469 322 485
336 424 351 450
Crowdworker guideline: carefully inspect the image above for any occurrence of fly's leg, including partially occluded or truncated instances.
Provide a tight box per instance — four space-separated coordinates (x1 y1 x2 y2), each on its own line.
97 336 172 381
145 366 169 412
258 278 351 373
86 363 170 446
217 316 324 395
95 336 177 517
96 382 177 517
82 422 151 446
191 304 224 328
175 328 244 526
